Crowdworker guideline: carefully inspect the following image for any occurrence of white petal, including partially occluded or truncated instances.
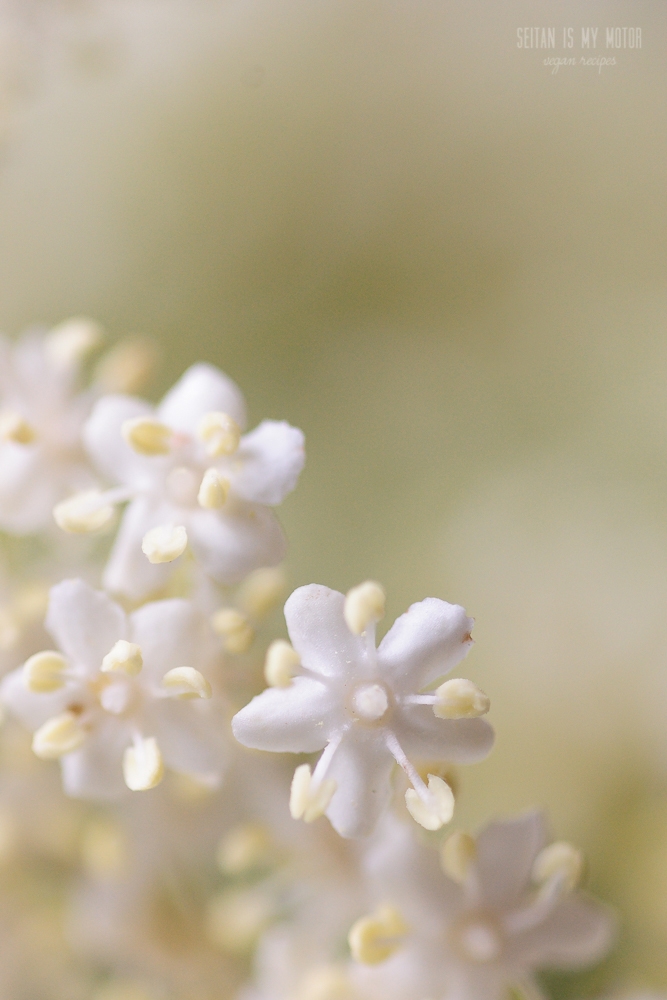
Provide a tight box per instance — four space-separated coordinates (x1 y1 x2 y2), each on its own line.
157 363 247 434
60 716 132 800
46 579 127 673
324 732 394 838
377 598 474 691
284 584 366 679
232 421 305 506
84 394 157 486
395 710 495 764
187 503 286 585
129 599 206 683
475 812 548 910
103 496 174 600
147 698 229 783
0 667 73 731
232 677 336 753
0 446 61 533
514 895 616 968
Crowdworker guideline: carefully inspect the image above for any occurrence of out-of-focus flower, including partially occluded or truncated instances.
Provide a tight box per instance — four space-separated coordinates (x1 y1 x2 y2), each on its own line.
232 582 493 837
65 363 304 600
1 578 227 798
353 812 615 1000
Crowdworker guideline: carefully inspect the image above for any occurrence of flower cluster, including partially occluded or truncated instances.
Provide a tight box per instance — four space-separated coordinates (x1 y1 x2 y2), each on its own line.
0 321 625 999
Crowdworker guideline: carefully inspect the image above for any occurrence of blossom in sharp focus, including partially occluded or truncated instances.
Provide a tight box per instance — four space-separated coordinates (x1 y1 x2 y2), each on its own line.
232 581 494 838
351 812 615 1000
0 319 103 533
61 362 304 600
0 578 227 798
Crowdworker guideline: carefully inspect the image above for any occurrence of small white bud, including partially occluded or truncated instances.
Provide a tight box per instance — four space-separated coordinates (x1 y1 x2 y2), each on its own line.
23 650 68 692
53 490 115 534
197 411 241 457
32 711 87 759
0 411 37 445
210 607 254 653
440 831 477 883
101 640 143 676
141 524 188 563
348 905 409 965
532 841 583 893
289 764 337 823
344 581 385 635
162 666 212 699
405 774 455 831
45 317 104 367
264 639 300 687
197 468 230 509
122 736 164 791
121 416 172 456
433 678 490 719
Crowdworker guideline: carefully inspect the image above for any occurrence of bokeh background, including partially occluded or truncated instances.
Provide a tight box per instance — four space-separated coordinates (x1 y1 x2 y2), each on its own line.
1 0 666 992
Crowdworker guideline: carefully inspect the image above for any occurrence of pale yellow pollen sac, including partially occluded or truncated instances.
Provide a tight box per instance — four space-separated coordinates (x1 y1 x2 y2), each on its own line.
264 639 300 687
206 886 274 953
296 965 354 1000
23 650 69 693
45 317 104 367
532 841 584 893
94 337 157 394
101 640 143 676
32 711 87 759
162 666 212 699
197 411 241 458
348 904 410 965
197 467 230 509
80 817 126 877
122 736 164 791
289 763 337 823
236 566 287 620
405 774 455 831
141 524 188 564
344 581 386 635
433 678 490 720
0 411 37 445
121 416 172 456
216 822 274 875
210 607 254 654
440 831 477 884
53 490 115 534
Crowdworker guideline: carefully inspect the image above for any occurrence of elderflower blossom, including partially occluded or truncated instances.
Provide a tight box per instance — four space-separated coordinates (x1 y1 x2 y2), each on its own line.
351 812 615 1000
61 363 305 600
232 582 494 837
0 578 227 798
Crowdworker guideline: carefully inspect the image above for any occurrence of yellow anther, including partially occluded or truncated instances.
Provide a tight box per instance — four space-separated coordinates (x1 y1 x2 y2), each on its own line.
53 490 115 534
405 775 455 831
433 678 490 720
344 581 385 635
23 650 69 692
197 411 241 458
101 640 143 676
532 841 583 893
216 823 273 875
94 338 157 393
122 737 164 791
206 887 274 953
348 904 409 965
45 317 104 366
197 467 230 509
236 566 287 620
296 966 354 1000
210 607 254 654
440 831 477 883
32 711 87 759
0 411 37 445
80 817 126 877
289 764 337 823
121 416 172 456
264 639 300 687
162 666 211 699
141 524 188 563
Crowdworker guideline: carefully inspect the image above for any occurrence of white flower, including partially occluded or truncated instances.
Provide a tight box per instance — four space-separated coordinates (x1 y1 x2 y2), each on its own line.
0 321 102 533
232 582 494 838
353 812 615 1000
73 363 305 600
0 578 227 798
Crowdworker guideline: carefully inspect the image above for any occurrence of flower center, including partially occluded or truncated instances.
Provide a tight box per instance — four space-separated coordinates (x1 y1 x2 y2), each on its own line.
351 683 389 723
98 677 134 716
450 913 504 964
166 465 200 507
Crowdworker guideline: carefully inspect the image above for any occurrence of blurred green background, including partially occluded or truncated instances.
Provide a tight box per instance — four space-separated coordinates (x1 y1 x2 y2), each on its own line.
1 0 666 991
